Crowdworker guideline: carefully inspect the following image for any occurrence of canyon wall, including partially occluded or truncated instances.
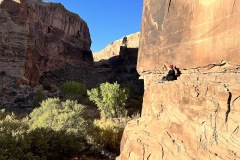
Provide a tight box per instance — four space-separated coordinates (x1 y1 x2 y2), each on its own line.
117 0 240 159
0 0 92 86
93 32 140 61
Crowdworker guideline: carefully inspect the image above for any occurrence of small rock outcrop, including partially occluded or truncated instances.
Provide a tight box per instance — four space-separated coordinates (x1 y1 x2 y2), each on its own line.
0 0 92 86
117 0 240 159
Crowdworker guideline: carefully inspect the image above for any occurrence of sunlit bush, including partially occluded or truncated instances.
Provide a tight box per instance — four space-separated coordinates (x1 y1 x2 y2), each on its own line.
0 110 31 159
29 98 92 136
92 118 124 153
0 105 91 159
87 82 129 118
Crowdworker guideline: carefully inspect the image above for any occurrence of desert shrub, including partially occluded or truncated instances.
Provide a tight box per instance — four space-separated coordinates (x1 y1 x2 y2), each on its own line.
26 128 88 160
0 109 8 120
60 81 89 104
28 98 92 137
92 118 125 153
0 108 90 160
0 110 28 138
87 82 129 118
91 113 141 154
60 81 87 97
32 90 45 108
0 110 32 160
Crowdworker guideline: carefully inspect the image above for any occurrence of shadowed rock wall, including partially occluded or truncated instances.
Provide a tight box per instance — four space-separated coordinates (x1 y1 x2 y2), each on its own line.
0 0 92 86
117 0 240 159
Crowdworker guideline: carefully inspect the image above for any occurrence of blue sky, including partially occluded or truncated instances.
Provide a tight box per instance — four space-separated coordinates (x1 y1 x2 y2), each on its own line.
48 0 143 52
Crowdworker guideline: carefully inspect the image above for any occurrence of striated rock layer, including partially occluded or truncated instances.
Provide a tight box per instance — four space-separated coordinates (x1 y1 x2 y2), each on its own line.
0 0 92 86
117 0 240 159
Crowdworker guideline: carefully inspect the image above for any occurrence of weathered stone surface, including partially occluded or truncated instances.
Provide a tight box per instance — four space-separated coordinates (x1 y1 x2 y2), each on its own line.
0 0 92 86
137 0 240 73
93 32 140 61
118 0 240 159
118 65 240 160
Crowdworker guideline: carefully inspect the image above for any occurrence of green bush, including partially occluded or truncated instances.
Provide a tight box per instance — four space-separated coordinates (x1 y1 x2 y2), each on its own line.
0 110 32 160
60 81 87 96
32 90 45 108
26 128 88 160
0 104 91 159
87 82 129 118
92 119 125 153
60 81 89 104
29 98 92 136
91 114 140 153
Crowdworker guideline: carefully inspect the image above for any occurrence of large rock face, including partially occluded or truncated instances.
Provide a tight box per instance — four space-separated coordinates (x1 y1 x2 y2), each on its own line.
137 0 240 73
0 0 92 86
117 0 240 159
93 32 140 61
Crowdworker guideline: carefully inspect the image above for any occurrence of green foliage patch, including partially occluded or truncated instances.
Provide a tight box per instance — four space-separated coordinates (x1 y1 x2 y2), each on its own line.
60 81 89 104
92 119 124 153
0 80 142 159
0 98 92 160
60 81 87 96
32 90 45 108
29 98 92 136
87 82 129 118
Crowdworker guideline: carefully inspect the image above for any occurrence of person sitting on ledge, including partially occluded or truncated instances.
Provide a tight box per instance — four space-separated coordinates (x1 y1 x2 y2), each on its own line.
161 64 177 81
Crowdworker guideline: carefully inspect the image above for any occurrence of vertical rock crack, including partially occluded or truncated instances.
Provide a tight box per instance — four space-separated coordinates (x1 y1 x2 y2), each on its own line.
168 0 172 13
224 85 232 124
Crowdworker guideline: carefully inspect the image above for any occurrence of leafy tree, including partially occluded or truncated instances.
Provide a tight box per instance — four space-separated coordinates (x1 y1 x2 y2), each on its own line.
87 82 129 118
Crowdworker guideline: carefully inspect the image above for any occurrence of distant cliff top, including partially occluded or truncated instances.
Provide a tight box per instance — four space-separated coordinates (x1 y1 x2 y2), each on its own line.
93 32 140 61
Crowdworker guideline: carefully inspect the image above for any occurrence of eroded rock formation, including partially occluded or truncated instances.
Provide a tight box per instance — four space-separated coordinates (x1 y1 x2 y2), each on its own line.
93 32 140 61
117 0 240 159
0 0 92 86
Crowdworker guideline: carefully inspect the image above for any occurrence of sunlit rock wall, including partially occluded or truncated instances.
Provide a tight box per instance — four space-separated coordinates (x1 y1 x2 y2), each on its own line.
93 32 140 61
0 0 92 86
117 0 240 159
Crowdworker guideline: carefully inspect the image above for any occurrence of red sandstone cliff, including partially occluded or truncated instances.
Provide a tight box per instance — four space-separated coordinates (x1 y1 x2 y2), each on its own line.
0 0 92 86
117 0 240 159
